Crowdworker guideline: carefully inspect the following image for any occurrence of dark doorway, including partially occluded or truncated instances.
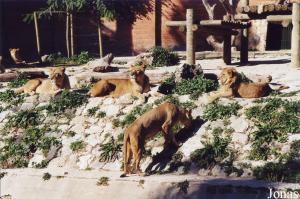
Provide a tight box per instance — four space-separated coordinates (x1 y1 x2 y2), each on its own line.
266 23 292 50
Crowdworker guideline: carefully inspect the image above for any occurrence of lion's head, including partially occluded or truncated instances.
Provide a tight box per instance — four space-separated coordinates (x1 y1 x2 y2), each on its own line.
129 64 146 83
218 67 238 87
49 67 70 88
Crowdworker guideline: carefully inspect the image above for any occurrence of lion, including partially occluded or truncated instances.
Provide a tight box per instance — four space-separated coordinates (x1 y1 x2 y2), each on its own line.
207 67 288 103
121 102 192 177
88 64 150 98
9 48 26 64
15 67 71 94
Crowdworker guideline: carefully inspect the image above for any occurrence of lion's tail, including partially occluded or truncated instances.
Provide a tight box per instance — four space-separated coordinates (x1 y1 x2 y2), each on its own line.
120 131 130 178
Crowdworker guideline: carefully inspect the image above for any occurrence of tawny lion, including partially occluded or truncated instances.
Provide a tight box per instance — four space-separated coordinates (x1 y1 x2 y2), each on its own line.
88 64 150 98
121 102 192 177
207 67 288 103
15 67 71 94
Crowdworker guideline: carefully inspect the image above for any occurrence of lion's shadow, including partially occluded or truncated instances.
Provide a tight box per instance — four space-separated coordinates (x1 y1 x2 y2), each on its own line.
145 118 204 174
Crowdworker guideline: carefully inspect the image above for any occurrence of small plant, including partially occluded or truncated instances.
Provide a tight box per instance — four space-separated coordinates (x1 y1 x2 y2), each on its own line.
203 102 241 121
99 136 122 162
150 46 179 67
0 171 7 179
79 83 91 92
87 106 98 117
97 176 109 186
46 51 92 65
8 74 29 88
97 111 106 118
112 118 120 128
175 74 218 99
44 90 88 114
177 180 189 194
70 140 85 152
112 60 127 65
42 172 52 181
70 51 92 65
64 130 76 137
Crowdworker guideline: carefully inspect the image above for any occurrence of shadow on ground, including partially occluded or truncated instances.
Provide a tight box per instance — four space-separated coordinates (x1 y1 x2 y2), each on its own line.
153 178 282 199
145 118 204 174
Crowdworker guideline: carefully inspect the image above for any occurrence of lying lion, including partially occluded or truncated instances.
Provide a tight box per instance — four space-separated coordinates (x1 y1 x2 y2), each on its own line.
15 67 71 94
207 67 288 103
121 102 192 177
88 64 150 98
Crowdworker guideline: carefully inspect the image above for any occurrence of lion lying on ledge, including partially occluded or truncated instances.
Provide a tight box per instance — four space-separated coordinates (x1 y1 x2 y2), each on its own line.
207 67 288 103
15 67 70 94
121 102 192 177
88 64 150 98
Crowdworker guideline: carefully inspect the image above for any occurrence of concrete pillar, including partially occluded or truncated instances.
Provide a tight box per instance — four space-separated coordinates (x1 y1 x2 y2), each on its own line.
186 9 195 65
291 3 300 68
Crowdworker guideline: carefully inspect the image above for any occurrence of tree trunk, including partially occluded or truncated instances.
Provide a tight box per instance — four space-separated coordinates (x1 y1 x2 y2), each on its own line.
66 12 70 58
98 18 104 58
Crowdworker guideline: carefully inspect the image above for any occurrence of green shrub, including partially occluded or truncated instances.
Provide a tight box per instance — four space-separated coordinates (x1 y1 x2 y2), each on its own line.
8 74 29 88
6 110 42 129
0 127 60 168
64 130 76 137
97 111 106 118
70 140 85 152
47 51 92 65
0 89 25 106
190 127 232 169
158 75 176 95
120 105 151 127
246 98 300 160
150 46 179 67
44 90 88 114
175 74 218 99
203 102 241 121
99 136 122 162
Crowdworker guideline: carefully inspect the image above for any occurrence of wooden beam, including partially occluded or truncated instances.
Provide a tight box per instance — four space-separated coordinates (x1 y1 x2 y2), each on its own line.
166 21 186 26
291 3 300 67
186 9 195 65
290 0 300 3
0 71 47 82
66 12 70 58
240 28 249 64
70 13 74 56
223 34 231 65
202 27 239 36
267 15 292 22
98 18 103 58
33 12 41 58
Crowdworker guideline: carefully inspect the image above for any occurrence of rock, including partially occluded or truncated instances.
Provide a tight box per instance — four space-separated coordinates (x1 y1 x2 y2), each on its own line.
100 104 122 117
24 95 38 104
230 116 249 133
176 166 186 175
86 53 114 68
117 94 135 105
28 145 60 168
179 127 205 160
211 165 227 177
41 54 50 63
129 52 153 66
0 110 12 122
57 117 70 124
178 95 190 103
38 93 52 102
288 134 300 143
103 97 115 105
20 103 35 111
175 63 203 81
232 132 249 145
198 168 210 176
86 133 102 147
77 154 93 170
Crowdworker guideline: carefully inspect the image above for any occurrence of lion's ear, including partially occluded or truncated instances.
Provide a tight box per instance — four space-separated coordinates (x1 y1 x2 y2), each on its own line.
60 67 66 73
